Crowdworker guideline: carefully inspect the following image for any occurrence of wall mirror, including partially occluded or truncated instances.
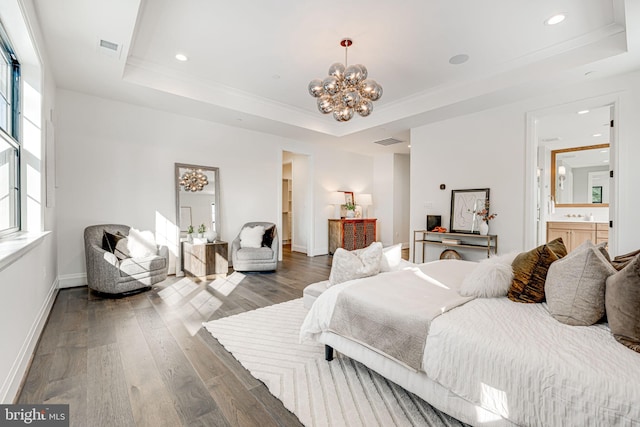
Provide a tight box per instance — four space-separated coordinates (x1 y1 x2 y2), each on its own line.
175 163 220 237
551 144 609 207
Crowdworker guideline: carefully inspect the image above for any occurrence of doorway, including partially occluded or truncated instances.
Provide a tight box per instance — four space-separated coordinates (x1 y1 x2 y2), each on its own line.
527 101 616 252
281 150 313 255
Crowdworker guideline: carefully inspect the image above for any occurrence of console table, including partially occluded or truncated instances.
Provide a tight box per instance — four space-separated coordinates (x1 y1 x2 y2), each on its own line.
412 230 498 263
182 240 228 279
328 218 377 254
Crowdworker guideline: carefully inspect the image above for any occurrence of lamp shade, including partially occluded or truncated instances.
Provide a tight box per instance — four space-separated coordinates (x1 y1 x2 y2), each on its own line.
358 193 373 206
558 165 566 176
329 191 345 205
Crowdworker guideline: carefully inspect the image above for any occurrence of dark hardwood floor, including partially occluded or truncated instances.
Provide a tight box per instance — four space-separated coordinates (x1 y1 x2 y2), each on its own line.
17 245 332 427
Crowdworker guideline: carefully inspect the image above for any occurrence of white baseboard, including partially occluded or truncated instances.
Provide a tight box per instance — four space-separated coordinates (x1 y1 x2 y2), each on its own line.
58 273 87 288
291 244 307 254
2 278 58 403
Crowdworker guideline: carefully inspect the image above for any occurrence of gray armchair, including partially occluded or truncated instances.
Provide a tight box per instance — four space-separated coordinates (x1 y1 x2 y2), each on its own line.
84 224 169 294
230 222 278 272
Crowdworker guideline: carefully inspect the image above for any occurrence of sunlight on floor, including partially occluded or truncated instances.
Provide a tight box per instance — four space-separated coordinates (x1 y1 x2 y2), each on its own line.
158 278 199 305
208 271 245 296
183 290 223 336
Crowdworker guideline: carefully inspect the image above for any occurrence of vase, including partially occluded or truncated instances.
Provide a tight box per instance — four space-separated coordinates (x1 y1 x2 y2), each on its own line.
346 210 355 218
479 221 489 236
187 233 193 243
205 230 217 243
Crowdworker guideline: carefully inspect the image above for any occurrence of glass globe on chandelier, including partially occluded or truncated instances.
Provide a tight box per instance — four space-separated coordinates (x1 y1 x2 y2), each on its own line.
308 38 383 122
179 169 209 192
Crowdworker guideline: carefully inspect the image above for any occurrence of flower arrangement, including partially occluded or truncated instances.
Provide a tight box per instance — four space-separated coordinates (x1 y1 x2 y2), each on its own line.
472 202 497 223
198 224 206 234
345 202 356 211
187 225 194 234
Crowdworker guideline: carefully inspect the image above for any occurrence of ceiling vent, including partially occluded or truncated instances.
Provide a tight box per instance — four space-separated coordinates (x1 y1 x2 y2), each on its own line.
97 38 122 58
373 137 404 146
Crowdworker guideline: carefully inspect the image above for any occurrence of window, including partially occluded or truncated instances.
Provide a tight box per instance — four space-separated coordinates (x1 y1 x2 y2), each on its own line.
0 21 20 236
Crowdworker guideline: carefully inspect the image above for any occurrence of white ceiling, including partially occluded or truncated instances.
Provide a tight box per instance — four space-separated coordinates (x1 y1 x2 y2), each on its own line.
32 0 640 155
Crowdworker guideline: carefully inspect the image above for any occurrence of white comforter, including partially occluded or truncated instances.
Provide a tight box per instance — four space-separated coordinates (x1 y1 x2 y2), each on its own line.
301 261 640 426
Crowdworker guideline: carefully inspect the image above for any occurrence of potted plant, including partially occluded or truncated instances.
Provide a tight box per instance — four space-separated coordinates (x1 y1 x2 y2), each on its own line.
187 225 194 242
345 202 356 218
198 223 206 238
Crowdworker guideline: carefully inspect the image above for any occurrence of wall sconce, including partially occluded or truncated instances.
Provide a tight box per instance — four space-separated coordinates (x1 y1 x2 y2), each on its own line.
358 193 373 218
557 165 566 190
329 191 345 218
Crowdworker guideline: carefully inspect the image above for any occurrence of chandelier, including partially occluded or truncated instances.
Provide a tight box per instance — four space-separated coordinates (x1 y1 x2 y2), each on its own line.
179 169 208 192
308 38 383 122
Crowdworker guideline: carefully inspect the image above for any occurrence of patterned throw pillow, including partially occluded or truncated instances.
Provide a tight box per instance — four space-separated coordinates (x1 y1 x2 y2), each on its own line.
545 241 616 325
261 225 276 248
328 242 383 286
102 230 130 260
508 237 567 303
606 253 640 353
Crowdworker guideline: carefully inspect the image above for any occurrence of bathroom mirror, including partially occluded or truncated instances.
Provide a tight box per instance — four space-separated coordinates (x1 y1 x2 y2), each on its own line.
551 144 609 207
175 163 220 237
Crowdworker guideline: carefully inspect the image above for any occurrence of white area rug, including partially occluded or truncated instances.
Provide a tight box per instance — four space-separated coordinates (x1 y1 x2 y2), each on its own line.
203 298 467 427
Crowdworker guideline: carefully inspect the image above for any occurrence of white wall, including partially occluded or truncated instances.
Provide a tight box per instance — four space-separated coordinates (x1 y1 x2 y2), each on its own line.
411 70 640 261
393 154 410 247
0 0 58 403
291 153 310 254
372 153 410 248
55 90 375 284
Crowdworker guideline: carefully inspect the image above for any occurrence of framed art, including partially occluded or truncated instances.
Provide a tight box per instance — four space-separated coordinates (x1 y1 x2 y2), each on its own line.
450 188 490 233
343 191 354 205
592 186 603 203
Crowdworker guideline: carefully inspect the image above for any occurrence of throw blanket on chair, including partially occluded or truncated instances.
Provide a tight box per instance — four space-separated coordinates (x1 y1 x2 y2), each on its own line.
328 261 476 371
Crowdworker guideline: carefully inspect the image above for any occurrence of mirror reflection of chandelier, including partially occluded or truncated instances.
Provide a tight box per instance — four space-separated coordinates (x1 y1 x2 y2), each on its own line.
308 38 383 122
179 169 208 192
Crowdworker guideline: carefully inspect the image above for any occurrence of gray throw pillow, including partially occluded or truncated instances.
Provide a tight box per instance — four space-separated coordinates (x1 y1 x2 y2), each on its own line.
606 254 640 353
545 241 616 326
328 242 383 286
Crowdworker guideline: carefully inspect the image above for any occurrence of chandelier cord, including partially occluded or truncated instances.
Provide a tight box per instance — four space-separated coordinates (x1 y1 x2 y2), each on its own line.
344 44 348 67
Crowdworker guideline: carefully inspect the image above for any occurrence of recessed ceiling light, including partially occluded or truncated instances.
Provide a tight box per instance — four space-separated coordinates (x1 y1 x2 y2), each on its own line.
600 150 608 153
577 110 590 115
593 133 602 137
449 54 469 65
545 14 566 25
175 53 188 61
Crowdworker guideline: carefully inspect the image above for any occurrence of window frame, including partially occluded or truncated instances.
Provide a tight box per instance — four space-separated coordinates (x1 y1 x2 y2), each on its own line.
0 20 21 238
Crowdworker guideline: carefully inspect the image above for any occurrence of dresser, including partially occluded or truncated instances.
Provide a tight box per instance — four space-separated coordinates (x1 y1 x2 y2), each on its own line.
182 241 229 279
546 221 608 253
328 219 377 254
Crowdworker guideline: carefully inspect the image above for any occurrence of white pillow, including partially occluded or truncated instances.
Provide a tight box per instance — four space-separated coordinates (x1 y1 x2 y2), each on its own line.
460 252 518 298
127 228 158 258
240 225 265 248
329 242 383 286
380 243 403 272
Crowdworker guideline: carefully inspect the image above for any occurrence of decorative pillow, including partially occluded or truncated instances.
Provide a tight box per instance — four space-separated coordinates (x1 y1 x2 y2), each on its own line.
261 225 276 248
329 242 383 286
508 237 567 303
605 254 640 353
102 230 125 253
545 241 616 326
114 237 131 260
460 252 518 298
240 225 265 248
380 243 403 272
611 248 640 271
127 228 158 258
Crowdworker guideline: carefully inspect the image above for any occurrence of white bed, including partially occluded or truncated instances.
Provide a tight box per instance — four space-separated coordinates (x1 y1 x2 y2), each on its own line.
300 260 640 427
